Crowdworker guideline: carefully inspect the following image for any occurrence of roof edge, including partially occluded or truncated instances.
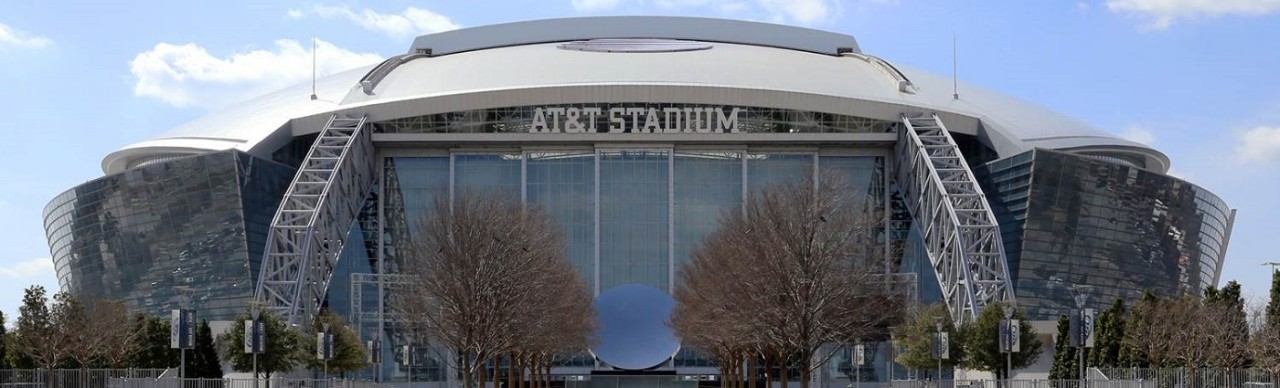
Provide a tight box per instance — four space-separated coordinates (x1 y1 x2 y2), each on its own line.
409 16 860 56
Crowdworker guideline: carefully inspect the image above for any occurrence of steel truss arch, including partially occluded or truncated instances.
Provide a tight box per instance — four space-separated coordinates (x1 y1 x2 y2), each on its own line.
255 114 376 325
894 113 1014 323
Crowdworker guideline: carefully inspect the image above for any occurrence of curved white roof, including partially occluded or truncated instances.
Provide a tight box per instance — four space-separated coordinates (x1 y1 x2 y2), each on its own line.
102 16 1168 175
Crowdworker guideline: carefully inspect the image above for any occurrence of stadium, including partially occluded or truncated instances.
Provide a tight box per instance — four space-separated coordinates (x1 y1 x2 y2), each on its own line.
43 16 1233 384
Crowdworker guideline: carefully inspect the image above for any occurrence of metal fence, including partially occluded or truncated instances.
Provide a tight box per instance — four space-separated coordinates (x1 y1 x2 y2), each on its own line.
875 381 1146 388
0 369 168 388
1094 367 1277 388
107 379 392 388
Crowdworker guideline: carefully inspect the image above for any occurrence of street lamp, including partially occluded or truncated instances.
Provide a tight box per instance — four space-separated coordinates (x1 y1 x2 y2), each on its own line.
998 304 1018 384
250 306 261 388
322 322 332 380
933 319 946 388
1069 285 1092 388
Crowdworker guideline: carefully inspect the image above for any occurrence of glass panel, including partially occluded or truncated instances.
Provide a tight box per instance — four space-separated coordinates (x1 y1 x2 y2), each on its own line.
526 152 597 288
747 153 813 193
383 157 449 273
599 150 671 292
673 151 743 269
453 154 521 199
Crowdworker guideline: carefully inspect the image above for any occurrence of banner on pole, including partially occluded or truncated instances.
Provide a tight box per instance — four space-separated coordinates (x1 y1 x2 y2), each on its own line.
853 344 866 366
243 320 265 354
401 345 415 366
317 333 334 360
1009 319 1021 352
1069 308 1097 348
243 321 253 354
1000 319 1021 353
367 340 382 363
170 309 195 349
1083 308 1096 348
932 332 950 360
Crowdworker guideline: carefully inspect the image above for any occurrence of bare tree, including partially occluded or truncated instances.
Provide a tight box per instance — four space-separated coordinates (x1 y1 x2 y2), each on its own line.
1123 295 1166 368
1255 327 1280 384
64 297 133 368
672 174 905 388
94 299 141 369
394 191 594 388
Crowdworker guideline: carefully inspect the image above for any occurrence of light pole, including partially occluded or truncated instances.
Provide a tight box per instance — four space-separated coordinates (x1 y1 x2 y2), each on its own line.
1001 303 1015 384
322 322 331 381
888 332 895 383
852 341 863 388
933 319 945 388
1071 285 1092 388
251 307 260 388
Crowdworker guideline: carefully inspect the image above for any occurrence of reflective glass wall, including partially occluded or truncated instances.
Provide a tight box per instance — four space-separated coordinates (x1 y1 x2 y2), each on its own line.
381 150 887 296
975 149 1232 319
43 151 295 320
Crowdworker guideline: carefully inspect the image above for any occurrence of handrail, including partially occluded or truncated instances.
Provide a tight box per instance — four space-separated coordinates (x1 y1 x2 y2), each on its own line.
358 53 427 95
845 52 916 94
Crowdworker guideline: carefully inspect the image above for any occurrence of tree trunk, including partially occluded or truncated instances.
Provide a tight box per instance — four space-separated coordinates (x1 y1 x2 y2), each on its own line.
463 356 473 388
524 361 535 388
518 357 526 388
748 356 756 388
732 353 742 388
507 354 515 388
765 356 773 388
780 358 788 388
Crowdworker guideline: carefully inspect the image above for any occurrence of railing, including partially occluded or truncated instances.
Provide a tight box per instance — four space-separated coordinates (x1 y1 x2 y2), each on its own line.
1095 367 1276 388
109 380 432 388
882 381 1157 388
358 54 427 95
0 369 168 388
98 377 1280 388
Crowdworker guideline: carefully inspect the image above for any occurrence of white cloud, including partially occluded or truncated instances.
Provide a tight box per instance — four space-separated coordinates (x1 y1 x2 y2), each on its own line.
0 22 53 49
1105 0 1280 30
1119 126 1157 145
308 5 459 39
0 258 53 279
580 0 845 25
572 0 623 11
285 8 304 19
1236 126 1280 163
757 0 836 24
129 39 382 109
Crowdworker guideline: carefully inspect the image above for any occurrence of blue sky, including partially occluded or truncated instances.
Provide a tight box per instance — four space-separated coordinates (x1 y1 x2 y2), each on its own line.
0 0 1278 320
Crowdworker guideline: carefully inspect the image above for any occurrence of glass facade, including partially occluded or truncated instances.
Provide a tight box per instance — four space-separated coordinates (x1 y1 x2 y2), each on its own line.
380 151 887 297
42 151 295 320
975 149 1232 319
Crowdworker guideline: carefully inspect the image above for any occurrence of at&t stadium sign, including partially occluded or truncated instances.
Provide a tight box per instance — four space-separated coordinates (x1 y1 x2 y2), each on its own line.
531 106 742 134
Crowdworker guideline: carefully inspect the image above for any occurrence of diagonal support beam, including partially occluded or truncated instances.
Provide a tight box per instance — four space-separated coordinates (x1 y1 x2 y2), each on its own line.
255 114 376 325
894 113 1014 323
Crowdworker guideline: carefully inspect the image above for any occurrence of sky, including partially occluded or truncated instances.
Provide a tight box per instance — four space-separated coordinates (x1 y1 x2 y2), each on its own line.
0 0 1278 320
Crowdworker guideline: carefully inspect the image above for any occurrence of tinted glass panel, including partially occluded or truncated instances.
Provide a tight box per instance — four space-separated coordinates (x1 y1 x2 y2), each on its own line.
43 151 294 320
